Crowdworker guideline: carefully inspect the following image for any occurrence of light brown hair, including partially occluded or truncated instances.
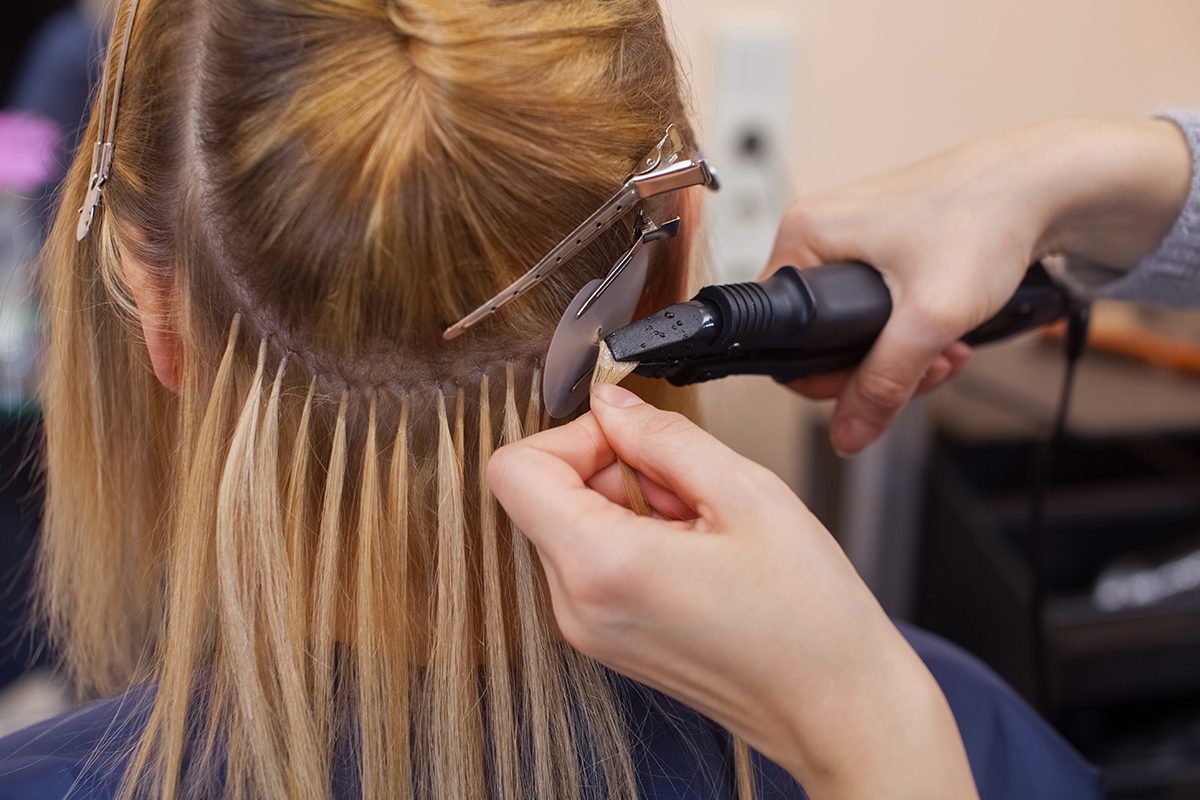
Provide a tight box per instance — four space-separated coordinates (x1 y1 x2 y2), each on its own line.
40 0 753 797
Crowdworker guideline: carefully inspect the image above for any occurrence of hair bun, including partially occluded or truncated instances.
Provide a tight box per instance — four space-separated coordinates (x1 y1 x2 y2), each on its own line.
384 0 442 46
383 0 648 50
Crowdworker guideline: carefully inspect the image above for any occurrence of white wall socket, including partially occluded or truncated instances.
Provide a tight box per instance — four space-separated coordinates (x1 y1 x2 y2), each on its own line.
705 26 796 284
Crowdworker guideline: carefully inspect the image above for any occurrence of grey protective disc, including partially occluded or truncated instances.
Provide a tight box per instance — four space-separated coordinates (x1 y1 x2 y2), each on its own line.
544 249 652 419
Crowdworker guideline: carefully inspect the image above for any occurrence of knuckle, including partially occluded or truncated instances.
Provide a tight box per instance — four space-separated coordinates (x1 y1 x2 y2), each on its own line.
854 368 913 416
731 463 790 510
560 542 643 617
783 204 818 235
913 302 965 341
641 409 693 441
903 289 973 342
783 199 836 238
745 462 787 495
724 461 763 493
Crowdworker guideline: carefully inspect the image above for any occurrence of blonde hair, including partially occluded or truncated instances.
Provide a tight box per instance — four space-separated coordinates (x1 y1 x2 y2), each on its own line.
39 0 755 797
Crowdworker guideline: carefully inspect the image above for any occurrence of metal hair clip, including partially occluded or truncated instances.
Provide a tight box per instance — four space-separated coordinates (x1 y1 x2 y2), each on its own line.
77 0 142 242
576 213 680 319
542 212 677 419
441 124 720 340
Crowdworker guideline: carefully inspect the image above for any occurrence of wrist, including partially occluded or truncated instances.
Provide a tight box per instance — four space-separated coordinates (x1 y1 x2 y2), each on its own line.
770 627 977 799
1035 118 1192 267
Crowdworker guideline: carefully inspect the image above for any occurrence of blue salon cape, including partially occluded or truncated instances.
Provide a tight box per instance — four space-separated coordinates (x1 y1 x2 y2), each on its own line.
0 625 1101 799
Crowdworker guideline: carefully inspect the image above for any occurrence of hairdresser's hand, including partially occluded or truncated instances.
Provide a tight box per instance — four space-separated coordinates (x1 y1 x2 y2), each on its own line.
768 118 1192 455
489 385 978 800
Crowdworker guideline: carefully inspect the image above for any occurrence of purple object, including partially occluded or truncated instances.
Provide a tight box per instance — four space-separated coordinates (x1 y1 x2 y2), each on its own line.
0 111 61 192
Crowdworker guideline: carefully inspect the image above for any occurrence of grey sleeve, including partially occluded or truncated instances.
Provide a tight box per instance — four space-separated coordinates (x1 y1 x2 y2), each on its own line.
1083 110 1200 309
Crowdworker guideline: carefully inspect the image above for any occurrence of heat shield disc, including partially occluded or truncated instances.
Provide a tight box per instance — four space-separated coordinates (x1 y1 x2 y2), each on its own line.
543 249 651 419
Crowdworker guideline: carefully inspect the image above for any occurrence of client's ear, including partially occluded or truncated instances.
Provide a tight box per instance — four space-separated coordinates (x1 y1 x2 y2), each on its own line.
120 240 182 394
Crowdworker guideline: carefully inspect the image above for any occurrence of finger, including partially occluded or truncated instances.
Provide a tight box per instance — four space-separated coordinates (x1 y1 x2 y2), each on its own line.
830 304 956 455
788 340 972 403
916 356 953 394
587 463 697 521
792 341 971 402
932 342 974 388
919 341 975 392
589 384 768 522
785 370 850 401
945 341 973 374
488 418 633 561
497 411 616 483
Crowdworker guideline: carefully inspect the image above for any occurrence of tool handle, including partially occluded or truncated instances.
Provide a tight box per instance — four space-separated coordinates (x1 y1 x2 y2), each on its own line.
696 261 890 351
687 261 1072 385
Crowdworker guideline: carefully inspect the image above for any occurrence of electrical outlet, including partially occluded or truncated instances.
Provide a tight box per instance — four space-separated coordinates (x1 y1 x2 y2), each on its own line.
706 26 796 284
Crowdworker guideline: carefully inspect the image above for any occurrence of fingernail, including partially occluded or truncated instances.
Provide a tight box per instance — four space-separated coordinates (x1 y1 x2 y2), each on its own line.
592 383 644 409
832 417 875 457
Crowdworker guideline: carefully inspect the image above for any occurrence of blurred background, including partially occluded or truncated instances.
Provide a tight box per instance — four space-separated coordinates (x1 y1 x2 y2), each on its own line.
4 1 1200 796
667 2 1200 797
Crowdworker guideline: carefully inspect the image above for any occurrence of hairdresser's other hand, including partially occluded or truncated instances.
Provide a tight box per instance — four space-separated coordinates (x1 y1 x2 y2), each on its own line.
489 385 978 800
767 118 1192 455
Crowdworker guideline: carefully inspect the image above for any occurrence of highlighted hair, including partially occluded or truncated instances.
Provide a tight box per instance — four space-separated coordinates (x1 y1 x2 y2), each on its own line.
38 0 757 798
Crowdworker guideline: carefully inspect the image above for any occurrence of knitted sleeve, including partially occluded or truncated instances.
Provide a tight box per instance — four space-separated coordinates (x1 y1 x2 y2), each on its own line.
1093 110 1200 308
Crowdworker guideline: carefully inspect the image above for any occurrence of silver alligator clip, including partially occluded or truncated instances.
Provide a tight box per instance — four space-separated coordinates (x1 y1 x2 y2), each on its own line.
76 0 141 243
441 124 719 340
575 213 681 319
77 142 115 241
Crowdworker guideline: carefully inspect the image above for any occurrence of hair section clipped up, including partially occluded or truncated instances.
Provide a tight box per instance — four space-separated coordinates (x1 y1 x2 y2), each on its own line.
38 0 757 798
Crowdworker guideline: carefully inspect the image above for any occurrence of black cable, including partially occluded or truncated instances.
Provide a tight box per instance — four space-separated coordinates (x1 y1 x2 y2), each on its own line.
1028 305 1091 717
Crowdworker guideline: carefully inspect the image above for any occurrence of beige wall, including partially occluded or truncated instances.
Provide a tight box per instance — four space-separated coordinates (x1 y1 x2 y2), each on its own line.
665 0 1200 491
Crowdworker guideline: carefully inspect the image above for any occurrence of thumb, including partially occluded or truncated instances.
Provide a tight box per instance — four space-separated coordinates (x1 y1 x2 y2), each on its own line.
831 304 954 455
589 384 769 523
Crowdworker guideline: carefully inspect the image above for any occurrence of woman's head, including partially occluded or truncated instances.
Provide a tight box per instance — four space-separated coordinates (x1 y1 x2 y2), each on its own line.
41 1 713 798
104 0 693 384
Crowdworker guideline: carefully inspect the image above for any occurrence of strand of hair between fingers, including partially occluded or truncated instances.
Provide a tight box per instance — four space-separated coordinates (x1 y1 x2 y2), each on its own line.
590 342 648 517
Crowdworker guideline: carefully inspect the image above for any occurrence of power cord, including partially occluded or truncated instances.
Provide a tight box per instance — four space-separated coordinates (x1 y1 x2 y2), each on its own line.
1028 304 1092 717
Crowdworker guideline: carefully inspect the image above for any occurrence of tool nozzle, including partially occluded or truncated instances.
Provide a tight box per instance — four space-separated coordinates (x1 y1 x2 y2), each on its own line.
603 300 721 365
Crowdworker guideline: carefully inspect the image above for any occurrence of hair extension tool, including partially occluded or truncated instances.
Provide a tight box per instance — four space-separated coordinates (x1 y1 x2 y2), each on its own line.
543 214 677 418
602 261 1074 387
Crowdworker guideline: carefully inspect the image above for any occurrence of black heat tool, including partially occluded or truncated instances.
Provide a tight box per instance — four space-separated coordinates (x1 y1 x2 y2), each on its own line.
604 262 1073 386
